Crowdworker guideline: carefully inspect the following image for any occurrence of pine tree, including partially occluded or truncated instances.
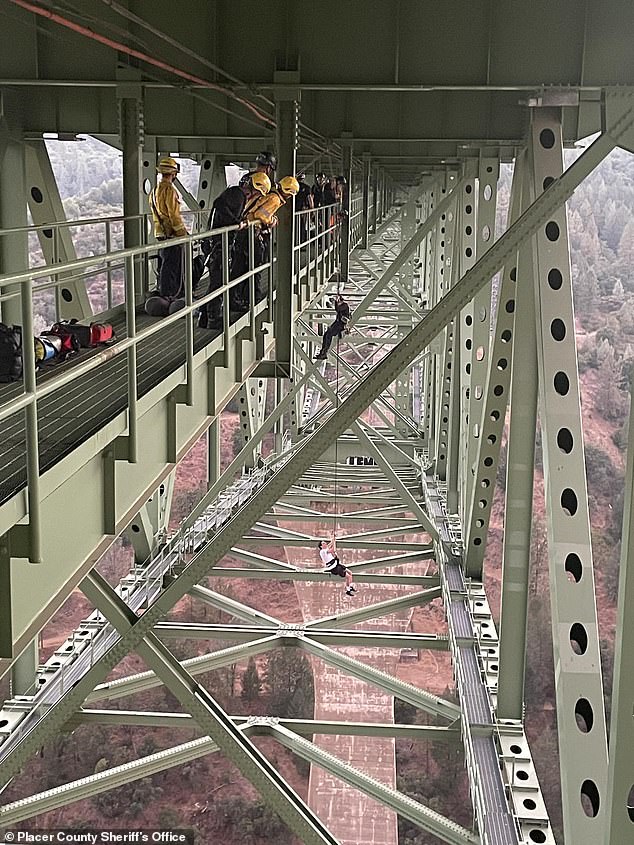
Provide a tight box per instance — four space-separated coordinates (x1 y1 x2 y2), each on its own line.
266 649 314 718
596 346 627 421
241 657 261 701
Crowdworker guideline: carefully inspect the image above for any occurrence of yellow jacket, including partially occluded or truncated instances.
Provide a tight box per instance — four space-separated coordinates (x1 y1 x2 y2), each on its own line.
246 190 286 228
149 179 187 239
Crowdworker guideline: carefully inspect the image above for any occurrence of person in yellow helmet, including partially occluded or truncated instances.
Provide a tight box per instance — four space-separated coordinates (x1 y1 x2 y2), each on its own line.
149 157 189 298
230 176 300 307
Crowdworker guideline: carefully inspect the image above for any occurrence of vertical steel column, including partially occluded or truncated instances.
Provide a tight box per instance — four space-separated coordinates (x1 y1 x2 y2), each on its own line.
370 165 378 234
339 139 353 282
394 198 415 435
446 228 462 513
208 419 221 487
11 638 38 696
605 390 634 843
361 155 371 249
274 72 299 369
195 155 216 221
463 158 499 509
457 163 478 522
0 127 27 325
530 108 607 844
464 154 525 577
421 184 438 452
236 381 260 469
496 153 537 718
434 182 458 481
118 80 144 254
0 533 12 657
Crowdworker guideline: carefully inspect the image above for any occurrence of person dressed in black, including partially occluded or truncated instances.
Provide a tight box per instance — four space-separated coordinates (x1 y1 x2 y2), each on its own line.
198 172 271 329
323 176 338 207
311 172 327 208
239 150 277 189
296 171 314 248
315 294 351 359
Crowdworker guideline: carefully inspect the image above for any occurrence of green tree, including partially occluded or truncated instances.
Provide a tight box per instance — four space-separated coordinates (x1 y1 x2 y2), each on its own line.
241 656 262 701
596 346 627 421
266 649 315 719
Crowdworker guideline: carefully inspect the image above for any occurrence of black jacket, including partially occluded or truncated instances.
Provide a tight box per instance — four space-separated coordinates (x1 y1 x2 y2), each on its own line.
297 182 312 211
207 186 247 231
334 299 351 323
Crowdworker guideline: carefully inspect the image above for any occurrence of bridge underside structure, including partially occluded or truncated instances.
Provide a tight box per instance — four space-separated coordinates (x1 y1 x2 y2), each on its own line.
1 2 634 844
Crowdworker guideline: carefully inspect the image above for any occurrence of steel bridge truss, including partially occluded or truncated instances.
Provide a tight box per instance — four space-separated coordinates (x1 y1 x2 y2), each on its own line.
2 96 634 845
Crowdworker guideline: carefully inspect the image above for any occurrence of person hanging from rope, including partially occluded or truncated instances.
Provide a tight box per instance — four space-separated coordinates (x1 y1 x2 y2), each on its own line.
318 538 356 596
314 293 351 360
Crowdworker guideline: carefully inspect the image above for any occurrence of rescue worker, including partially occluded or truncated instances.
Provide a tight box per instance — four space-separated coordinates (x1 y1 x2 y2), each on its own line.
335 175 347 204
149 157 188 298
318 538 356 596
311 172 328 249
296 171 314 248
311 172 327 207
198 172 271 329
231 175 300 306
239 150 277 188
315 293 351 359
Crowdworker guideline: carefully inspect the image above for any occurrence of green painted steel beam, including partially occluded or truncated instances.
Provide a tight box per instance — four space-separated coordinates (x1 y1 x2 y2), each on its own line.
497 152 537 720
237 537 432 550
305 587 442 631
70 711 461 741
297 637 459 722
270 724 478 845
173 568 438 586
188 584 281 627
605 388 634 843
0 735 223 826
155 623 449 650
87 635 280 703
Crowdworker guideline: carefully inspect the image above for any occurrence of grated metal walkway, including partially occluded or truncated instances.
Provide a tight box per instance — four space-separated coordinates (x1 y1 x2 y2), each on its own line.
0 306 237 506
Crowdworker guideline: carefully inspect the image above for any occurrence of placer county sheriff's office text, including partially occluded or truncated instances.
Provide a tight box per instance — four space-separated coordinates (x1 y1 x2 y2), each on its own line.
3 832 191 844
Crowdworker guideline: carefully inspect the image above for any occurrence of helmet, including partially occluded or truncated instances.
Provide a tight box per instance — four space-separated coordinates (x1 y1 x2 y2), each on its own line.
297 171 306 181
279 176 300 196
255 151 277 171
316 172 327 180
157 156 180 174
336 175 347 184
250 172 271 195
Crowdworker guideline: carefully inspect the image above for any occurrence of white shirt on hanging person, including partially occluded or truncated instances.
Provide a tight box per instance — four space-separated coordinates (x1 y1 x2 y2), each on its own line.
320 548 337 568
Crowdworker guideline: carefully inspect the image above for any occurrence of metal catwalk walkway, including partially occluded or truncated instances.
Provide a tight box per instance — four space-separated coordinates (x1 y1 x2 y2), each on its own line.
0 305 228 505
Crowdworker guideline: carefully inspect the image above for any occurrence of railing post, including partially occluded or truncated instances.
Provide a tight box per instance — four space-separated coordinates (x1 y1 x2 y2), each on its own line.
20 274 42 563
249 224 256 342
123 255 138 462
370 165 378 234
222 230 230 368
339 137 353 281
184 244 194 407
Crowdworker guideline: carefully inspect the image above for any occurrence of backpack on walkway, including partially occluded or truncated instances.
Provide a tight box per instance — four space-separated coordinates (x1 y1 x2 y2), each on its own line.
0 323 22 382
59 319 115 348
45 324 81 361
